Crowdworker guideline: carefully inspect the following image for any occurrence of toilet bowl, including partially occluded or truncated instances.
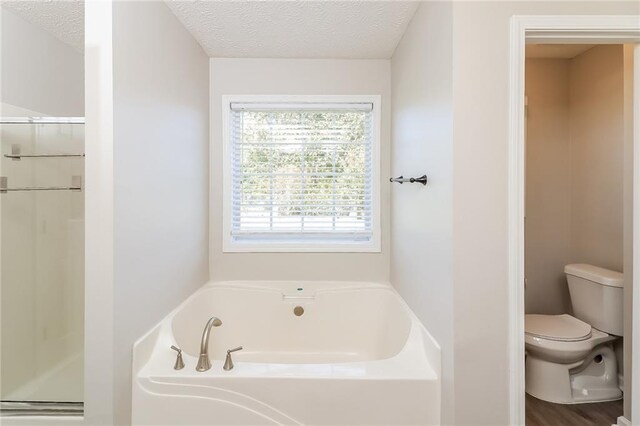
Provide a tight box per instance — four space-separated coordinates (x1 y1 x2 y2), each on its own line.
525 314 620 403
525 264 623 404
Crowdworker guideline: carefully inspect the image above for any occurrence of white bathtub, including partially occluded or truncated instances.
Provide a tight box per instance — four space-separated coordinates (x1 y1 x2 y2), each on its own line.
132 281 441 425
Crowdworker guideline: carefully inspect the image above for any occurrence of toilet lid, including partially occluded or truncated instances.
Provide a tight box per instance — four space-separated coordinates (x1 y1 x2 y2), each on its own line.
525 314 592 342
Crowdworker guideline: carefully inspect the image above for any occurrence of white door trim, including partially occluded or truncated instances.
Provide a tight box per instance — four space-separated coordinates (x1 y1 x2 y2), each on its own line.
633 39 640 426
508 15 640 426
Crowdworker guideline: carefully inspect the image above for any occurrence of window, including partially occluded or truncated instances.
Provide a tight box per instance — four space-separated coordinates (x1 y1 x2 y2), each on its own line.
222 96 380 252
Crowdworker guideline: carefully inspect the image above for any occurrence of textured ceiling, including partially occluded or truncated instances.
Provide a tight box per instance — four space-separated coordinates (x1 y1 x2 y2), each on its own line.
525 44 595 59
2 0 84 52
164 1 420 59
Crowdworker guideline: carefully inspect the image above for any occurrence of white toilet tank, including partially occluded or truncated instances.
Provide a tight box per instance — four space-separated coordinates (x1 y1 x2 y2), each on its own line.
565 264 624 336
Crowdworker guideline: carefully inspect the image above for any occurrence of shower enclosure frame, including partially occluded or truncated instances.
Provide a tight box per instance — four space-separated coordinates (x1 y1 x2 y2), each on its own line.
508 15 640 426
0 116 85 419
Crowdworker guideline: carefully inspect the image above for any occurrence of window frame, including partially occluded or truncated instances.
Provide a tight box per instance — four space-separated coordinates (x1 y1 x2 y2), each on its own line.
222 94 381 253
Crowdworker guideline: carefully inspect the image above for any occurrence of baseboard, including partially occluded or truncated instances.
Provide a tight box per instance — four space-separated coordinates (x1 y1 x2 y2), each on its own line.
616 415 631 426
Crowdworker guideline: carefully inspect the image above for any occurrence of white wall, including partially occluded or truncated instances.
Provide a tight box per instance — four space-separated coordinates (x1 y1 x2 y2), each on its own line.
451 2 639 424
82 1 639 424
569 45 625 271
84 1 114 422
390 2 454 424
85 2 210 424
524 58 573 315
525 47 627 316
0 7 83 116
209 58 390 282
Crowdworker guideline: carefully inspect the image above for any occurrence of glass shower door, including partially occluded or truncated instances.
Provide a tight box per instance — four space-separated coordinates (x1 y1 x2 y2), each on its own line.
0 117 84 415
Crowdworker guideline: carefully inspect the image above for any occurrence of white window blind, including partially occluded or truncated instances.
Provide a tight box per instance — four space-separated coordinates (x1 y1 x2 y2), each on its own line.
229 102 374 246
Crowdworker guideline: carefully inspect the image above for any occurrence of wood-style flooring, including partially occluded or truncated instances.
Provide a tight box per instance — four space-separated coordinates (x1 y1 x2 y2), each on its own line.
526 394 623 426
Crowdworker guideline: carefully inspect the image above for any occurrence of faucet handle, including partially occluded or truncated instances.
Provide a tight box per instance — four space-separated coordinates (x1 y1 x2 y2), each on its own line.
223 346 243 371
170 345 185 370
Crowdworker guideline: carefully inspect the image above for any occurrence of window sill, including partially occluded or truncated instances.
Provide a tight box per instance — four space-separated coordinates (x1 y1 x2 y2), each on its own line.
222 240 381 253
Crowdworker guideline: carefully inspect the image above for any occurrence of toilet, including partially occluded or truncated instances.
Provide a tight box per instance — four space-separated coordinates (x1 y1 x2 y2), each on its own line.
525 264 623 404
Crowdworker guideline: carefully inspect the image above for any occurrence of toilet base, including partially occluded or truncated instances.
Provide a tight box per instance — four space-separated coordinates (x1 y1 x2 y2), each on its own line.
526 344 622 404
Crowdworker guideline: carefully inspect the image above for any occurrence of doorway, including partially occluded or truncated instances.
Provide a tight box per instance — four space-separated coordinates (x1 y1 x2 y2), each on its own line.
508 16 640 426
523 43 628 425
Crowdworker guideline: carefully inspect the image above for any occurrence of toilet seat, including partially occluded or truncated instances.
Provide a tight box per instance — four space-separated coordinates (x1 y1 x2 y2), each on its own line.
525 314 592 342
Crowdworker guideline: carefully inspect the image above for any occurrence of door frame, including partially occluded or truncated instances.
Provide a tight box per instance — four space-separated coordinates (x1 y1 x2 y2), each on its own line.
508 15 640 426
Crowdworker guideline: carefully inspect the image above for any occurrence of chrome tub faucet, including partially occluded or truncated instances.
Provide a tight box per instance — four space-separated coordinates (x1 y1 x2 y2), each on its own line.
196 316 222 372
